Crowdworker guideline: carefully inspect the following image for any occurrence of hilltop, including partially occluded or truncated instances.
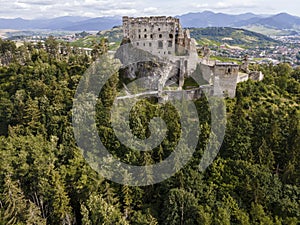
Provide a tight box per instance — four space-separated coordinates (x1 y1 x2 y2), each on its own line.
69 26 279 50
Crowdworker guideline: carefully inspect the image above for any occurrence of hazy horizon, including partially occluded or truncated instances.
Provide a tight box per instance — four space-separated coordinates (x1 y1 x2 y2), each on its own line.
1 0 300 19
0 11 296 20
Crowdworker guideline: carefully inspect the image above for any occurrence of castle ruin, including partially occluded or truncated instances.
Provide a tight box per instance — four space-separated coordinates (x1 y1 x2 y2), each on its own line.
123 16 196 57
118 16 263 99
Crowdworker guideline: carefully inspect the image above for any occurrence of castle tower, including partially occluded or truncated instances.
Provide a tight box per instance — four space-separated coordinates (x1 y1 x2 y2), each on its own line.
213 62 239 98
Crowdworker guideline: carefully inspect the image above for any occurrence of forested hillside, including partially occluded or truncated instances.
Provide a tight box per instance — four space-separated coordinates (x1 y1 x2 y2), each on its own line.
190 27 280 47
0 38 299 224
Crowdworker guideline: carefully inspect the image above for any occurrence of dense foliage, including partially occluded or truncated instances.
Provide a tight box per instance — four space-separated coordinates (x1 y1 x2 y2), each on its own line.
0 38 299 224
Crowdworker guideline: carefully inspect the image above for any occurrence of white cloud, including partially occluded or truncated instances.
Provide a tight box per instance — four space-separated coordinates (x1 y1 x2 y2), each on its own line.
195 4 209 8
214 0 257 9
143 7 158 14
0 0 299 19
99 9 138 17
192 0 258 12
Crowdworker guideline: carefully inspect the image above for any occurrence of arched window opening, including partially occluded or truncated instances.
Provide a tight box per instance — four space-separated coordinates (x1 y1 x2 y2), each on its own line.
158 41 163 49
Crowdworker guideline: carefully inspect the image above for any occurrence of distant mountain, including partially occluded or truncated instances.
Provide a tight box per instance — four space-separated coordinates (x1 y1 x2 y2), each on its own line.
62 17 122 31
178 11 300 31
0 16 121 31
234 13 300 30
38 16 92 30
177 11 260 27
0 12 300 34
0 18 32 30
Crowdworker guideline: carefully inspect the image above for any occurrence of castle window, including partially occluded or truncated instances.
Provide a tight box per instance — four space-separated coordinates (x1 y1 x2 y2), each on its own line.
168 41 172 47
158 28 161 31
139 35 141 39
158 41 163 49
149 43 152 47
227 68 231 74
144 28 147 32
144 34 147 38
143 43 146 46
150 34 153 39
138 29 141 32
168 51 171 54
136 42 139 46
159 34 162 38
169 34 173 39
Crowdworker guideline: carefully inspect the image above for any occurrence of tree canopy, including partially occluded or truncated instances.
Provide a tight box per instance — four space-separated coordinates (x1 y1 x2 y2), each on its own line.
0 37 299 224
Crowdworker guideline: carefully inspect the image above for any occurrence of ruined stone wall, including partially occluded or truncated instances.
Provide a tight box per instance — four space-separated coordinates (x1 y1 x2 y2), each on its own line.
121 16 265 99
162 88 203 101
237 72 249 83
249 71 264 81
123 16 181 57
213 63 239 98
121 16 200 90
120 16 265 99
198 63 214 84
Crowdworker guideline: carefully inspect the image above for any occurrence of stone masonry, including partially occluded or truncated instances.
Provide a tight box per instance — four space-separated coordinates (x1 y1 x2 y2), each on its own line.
123 16 193 57
119 16 263 99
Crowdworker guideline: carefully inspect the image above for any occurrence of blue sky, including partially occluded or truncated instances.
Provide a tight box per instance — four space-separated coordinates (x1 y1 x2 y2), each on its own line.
1 0 300 19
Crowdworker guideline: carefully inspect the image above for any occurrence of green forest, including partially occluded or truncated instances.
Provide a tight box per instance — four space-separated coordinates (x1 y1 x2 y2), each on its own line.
0 37 299 224
189 27 280 47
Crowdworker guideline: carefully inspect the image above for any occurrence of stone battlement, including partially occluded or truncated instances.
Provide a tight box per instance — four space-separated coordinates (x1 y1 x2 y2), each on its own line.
123 16 180 25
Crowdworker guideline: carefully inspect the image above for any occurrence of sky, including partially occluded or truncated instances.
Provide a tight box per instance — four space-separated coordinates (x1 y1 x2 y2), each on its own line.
1 0 300 19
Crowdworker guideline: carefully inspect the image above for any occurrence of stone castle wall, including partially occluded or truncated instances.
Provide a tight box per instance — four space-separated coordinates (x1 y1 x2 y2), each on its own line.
122 16 197 63
121 16 200 90
123 16 181 57
213 63 239 98
120 16 263 99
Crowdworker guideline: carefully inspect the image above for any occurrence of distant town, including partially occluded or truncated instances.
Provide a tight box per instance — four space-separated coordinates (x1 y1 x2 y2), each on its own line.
2 27 300 67
210 35 300 67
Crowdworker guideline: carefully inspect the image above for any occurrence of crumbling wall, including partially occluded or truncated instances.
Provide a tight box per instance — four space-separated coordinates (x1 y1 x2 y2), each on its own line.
122 16 199 77
213 63 239 98
249 71 264 81
237 73 249 83
198 63 213 84
123 16 180 57
120 16 265 99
